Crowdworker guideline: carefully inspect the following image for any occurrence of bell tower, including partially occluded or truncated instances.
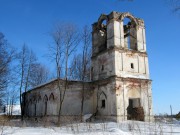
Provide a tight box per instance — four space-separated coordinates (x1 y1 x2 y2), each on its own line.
91 11 153 122
91 11 149 81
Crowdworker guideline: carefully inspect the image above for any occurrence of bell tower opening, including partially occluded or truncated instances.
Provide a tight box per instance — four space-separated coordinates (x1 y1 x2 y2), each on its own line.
98 20 107 52
123 18 137 50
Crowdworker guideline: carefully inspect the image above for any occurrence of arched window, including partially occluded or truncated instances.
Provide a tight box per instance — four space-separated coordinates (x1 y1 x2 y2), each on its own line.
43 95 48 116
33 97 37 104
43 95 48 102
100 20 107 51
49 93 55 101
38 95 42 102
99 91 107 109
98 14 108 29
120 13 138 51
101 19 107 26
99 91 107 99
97 16 108 52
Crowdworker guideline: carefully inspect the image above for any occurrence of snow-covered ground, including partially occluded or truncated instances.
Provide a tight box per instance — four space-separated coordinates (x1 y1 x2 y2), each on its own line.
0 120 180 135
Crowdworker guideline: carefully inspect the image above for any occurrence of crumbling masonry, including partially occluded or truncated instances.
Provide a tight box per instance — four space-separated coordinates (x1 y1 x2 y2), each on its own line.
23 11 154 122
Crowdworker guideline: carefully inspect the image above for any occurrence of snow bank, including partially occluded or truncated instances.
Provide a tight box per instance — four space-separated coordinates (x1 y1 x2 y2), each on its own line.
172 118 180 125
1 121 180 135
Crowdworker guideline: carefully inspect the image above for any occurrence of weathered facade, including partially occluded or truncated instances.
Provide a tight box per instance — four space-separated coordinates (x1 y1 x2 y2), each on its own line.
23 80 94 117
23 11 153 122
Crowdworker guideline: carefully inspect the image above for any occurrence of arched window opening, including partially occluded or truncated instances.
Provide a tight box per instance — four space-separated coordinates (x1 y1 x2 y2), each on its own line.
38 95 41 102
33 97 37 104
99 91 107 99
123 18 137 50
49 93 55 101
99 91 107 109
101 19 107 26
43 95 48 102
43 95 48 116
98 19 107 52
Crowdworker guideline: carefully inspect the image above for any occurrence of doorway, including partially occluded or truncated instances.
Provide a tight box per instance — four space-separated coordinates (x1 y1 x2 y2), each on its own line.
127 98 144 121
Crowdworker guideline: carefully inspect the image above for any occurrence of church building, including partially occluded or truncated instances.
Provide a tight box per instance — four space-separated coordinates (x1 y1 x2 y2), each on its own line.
23 11 154 122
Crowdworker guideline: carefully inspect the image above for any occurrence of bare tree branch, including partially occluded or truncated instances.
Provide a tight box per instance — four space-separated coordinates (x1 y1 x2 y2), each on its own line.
49 22 80 125
166 0 180 14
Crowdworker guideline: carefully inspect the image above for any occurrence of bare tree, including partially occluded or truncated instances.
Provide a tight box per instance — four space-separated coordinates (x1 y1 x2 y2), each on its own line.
24 50 37 92
18 44 28 119
70 26 91 121
166 0 180 14
71 54 83 80
49 23 80 125
0 32 15 106
17 44 37 120
5 73 19 116
29 63 50 87
5 88 19 116
49 24 64 125
80 26 91 121
71 26 91 81
171 0 180 12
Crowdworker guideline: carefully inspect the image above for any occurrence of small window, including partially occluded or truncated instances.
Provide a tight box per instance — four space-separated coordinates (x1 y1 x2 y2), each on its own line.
101 65 104 71
101 100 105 108
131 63 134 69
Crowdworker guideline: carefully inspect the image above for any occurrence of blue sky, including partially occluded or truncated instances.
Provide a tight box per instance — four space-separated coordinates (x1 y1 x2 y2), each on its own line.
0 0 180 115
